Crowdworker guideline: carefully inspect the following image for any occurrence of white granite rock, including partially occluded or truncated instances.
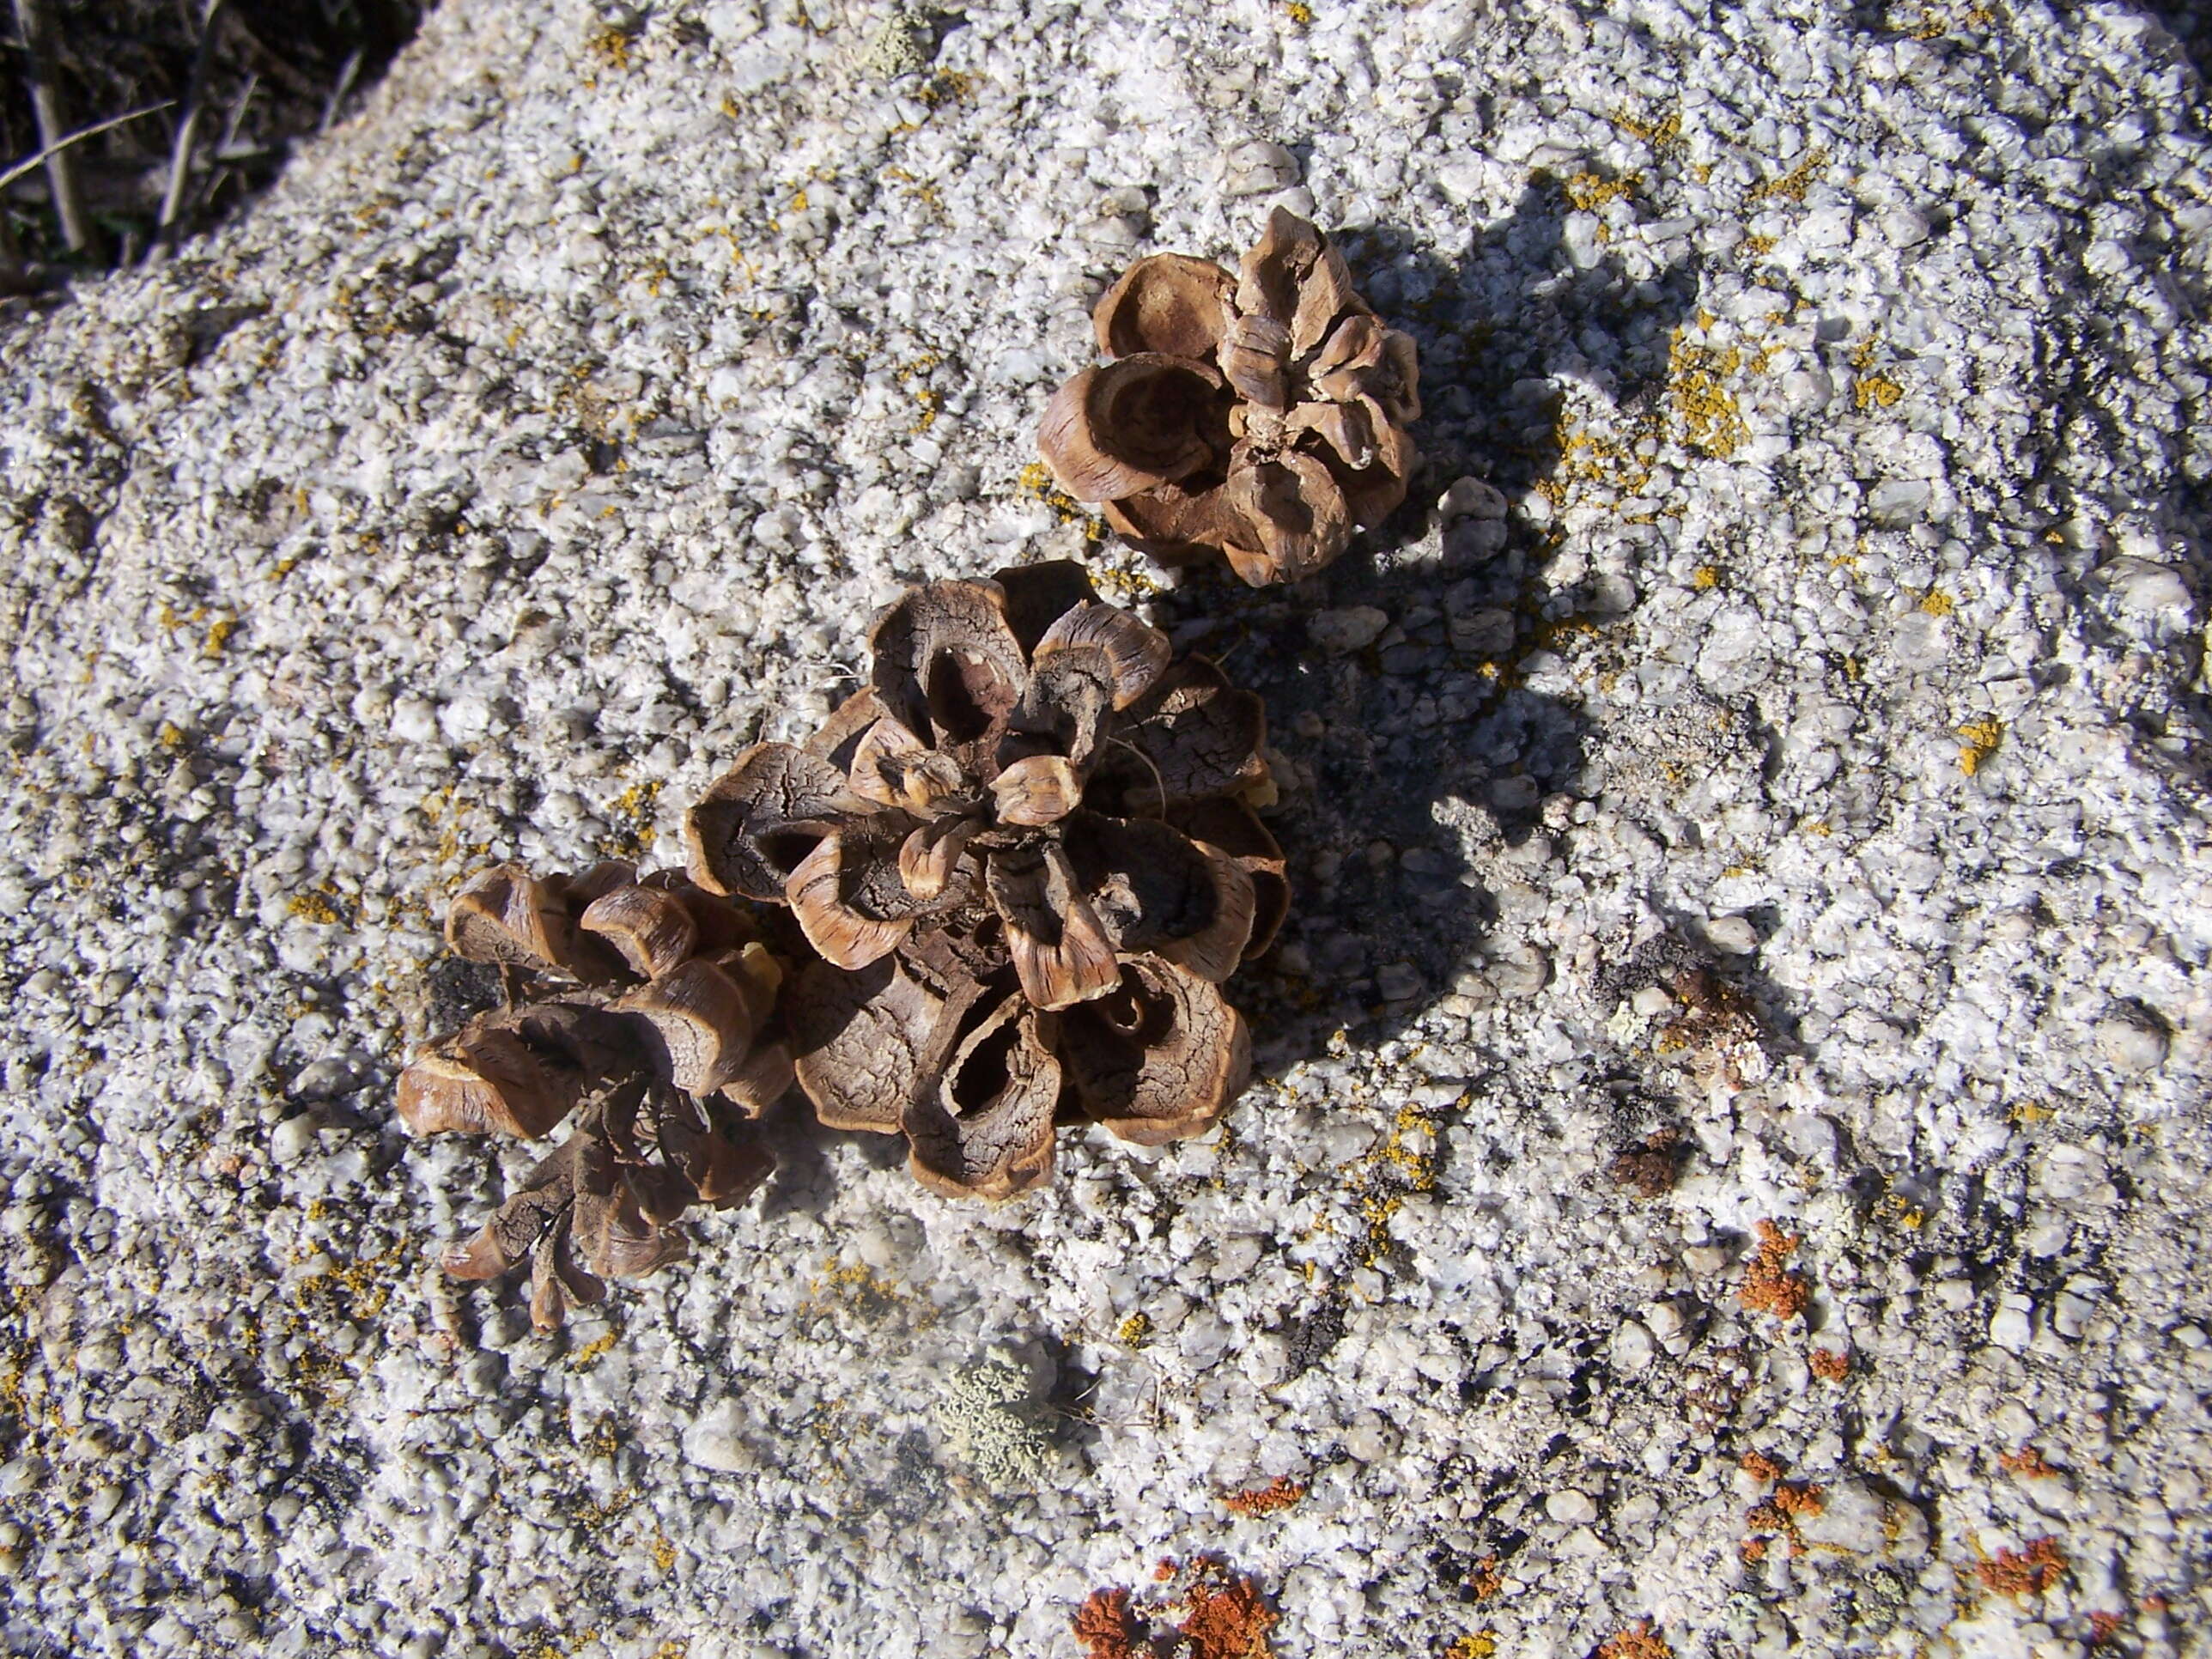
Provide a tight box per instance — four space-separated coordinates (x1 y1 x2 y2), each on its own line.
0 0 2207 1654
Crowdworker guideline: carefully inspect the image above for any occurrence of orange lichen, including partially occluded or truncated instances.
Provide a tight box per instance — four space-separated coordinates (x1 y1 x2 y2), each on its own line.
1595 1619 1674 1659
1976 1537 2068 1597
1223 1477 1308 1518
2087 1610 2124 1646
1745 1480 1826 1559
1772 1484 1825 1518
1073 1587 1140 1659
1808 1347 1850 1380
1739 1451 1787 1485
1739 1220 1810 1320
1180 1559 1279 1659
1998 1446 2058 1480
1085 1559 1278 1659
1465 1554 1504 1601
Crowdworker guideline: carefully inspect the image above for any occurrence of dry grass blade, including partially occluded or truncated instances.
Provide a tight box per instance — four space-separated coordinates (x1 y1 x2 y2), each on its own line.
319 48 363 136
0 101 179 197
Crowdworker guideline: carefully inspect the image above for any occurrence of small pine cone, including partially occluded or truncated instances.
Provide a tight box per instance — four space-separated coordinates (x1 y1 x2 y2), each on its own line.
684 562 1287 1200
398 862 789 1329
1038 208 1420 586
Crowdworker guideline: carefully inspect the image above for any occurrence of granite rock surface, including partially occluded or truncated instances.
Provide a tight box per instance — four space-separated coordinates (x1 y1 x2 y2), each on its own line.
0 0 2208 1655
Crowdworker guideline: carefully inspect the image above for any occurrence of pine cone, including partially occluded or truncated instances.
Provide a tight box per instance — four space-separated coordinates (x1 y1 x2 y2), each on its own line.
684 562 1286 1200
1038 208 1420 586
398 862 789 1329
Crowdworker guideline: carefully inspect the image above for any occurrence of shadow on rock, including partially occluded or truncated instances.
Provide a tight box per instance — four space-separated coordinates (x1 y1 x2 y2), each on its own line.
1145 182 1699 1070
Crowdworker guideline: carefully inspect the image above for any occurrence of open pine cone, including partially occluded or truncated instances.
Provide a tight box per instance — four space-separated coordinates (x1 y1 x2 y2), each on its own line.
683 562 1287 1200
1038 208 1420 586
398 862 791 1329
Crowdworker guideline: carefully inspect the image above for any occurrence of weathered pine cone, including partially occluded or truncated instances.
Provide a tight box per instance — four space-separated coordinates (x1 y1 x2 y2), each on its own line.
683 562 1287 1200
1038 208 1420 586
397 862 792 1329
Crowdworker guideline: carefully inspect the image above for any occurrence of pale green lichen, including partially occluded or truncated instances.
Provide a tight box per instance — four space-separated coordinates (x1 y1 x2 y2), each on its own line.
933 1352 1054 1489
859 10 935 79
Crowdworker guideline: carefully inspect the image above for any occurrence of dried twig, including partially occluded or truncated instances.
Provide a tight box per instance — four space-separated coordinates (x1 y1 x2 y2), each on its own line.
10 0 101 258
155 0 230 254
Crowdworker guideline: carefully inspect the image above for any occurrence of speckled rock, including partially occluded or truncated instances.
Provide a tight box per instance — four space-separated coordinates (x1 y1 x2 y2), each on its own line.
0 0 2209 1656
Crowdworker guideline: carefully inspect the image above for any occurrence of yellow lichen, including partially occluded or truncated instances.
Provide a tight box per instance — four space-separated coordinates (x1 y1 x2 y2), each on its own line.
1613 108 1682 149
1745 148 1828 205
568 1489 638 1529
896 353 945 432
1692 565 1723 589
1350 1100 1443 1265
1877 1189 1928 1231
1958 716 2004 776
801 1260 931 1326
1566 171 1642 211
1018 461 1107 541
1091 563 1167 605
1907 3 1992 38
882 165 945 216
1855 373 1904 411
1116 1312 1152 1348
919 70 977 107
587 27 633 70
568 1328 621 1370
1444 1635 1498 1659
599 780 664 859
1669 332 1749 458
295 1241 404 1324
1920 588 1955 617
286 890 341 926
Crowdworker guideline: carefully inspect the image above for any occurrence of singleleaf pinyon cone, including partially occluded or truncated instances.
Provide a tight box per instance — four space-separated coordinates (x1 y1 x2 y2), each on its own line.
397 862 792 1329
1039 207 1421 586
684 561 1286 1200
